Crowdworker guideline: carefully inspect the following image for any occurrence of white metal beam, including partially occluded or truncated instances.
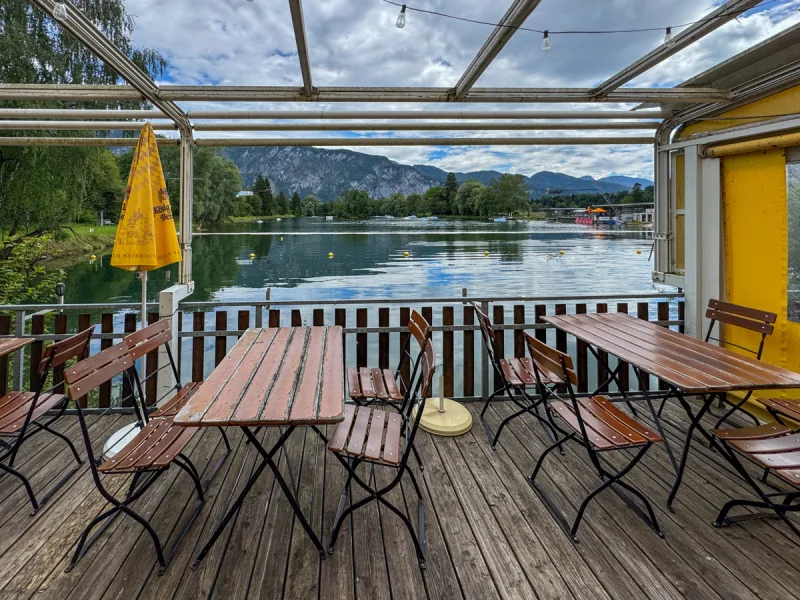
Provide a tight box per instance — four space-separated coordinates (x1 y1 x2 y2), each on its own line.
0 137 178 146
0 120 176 130
28 0 190 130
288 0 314 97
591 0 762 97
193 136 654 147
0 83 730 103
453 0 543 100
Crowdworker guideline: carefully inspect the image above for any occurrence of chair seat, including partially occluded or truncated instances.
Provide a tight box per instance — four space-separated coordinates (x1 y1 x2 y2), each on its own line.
150 382 202 418
551 395 662 451
328 405 402 465
762 398 800 424
0 391 67 434
499 357 562 387
98 416 195 473
347 367 404 402
712 423 792 441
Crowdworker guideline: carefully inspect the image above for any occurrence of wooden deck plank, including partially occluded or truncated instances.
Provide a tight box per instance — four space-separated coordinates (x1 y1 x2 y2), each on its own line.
0 406 796 600
487 403 709 600
455 427 610 600
468 406 666 600
319 424 356 600
246 426 310 600
432 434 538 600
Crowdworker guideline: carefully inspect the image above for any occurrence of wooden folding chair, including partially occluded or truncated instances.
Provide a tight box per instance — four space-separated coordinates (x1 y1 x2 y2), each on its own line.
711 423 800 540
327 337 436 569
473 303 560 449
0 326 92 513
347 309 431 414
525 333 665 542
683 299 776 429
63 338 229 574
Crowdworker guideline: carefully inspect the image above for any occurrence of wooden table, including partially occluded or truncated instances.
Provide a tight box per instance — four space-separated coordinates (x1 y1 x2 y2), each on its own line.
174 326 345 565
542 312 800 507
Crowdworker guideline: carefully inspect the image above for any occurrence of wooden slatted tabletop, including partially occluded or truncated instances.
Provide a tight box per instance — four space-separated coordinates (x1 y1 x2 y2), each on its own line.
0 337 32 359
543 312 800 394
174 326 345 428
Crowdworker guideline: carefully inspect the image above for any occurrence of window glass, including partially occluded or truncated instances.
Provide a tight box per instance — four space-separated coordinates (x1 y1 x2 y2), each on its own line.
788 162 800 322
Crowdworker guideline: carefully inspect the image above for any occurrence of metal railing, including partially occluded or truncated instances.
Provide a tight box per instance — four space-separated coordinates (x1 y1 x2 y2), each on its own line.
0 291 684 408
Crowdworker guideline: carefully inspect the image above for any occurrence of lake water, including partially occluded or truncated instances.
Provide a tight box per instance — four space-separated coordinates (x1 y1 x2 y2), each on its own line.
60 217 669 304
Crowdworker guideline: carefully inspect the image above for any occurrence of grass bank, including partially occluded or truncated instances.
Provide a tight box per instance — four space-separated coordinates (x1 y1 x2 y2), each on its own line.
225 214 296 223
42 224 117 262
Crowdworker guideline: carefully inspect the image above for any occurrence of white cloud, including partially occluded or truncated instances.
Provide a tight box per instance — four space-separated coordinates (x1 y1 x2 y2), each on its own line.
123 0 800 179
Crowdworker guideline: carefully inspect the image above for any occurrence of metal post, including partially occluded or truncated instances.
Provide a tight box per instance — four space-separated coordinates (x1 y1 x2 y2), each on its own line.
257 289 268 329
480 301 490 402
178 129 194 285
13 310 25 390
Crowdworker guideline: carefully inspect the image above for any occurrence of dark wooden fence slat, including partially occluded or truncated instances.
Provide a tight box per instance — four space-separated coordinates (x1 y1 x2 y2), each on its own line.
443 306 454 397
291 309 302 327
492 305 504 391
595 303 609 394
575 304 588 393
463 305 475 398
356 308 368 368
120 313 136 407
422 306 433 330
192 312 204 383
177 311 183 373
98 314 113 405
637 302 650 391
237 310 250 338
534 304 547 343
29 315 44 392
269 309 280 328
0 315 10 396
53 314 68 395
215 311 228 367
378 308 390 370
399 307 410 388
513 305 525 358
145 312 159 406
657 301 669 391
678 301 685 334
76 313 92 408
335 308 347 379
313 309 325 327
616 303 629 393
554 304 568 393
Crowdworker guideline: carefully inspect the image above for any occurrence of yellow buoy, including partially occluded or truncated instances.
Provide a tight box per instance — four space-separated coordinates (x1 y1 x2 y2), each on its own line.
636 249 642 254
90 254 97 261
328 252 334 258
280 236 284 242
484 250 489 256
404 251 409 257
249 253 256 259
559 250 565 255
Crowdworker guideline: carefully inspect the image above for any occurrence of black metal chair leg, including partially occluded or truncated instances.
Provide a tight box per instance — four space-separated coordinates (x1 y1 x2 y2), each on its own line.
174 456 205 502
410 443 425 472
66 505 120 571
217 426 231 452
530 433 573 482
119 505 167 573
0 460 39 514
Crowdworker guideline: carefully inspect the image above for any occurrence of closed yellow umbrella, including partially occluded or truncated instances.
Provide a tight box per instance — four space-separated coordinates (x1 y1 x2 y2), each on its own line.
111 122 182 329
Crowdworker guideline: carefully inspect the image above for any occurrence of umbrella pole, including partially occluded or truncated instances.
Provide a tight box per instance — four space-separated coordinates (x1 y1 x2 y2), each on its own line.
140 270 147 377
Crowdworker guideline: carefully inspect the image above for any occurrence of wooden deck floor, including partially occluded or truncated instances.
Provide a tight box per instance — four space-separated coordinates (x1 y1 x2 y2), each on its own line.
0 399 798 600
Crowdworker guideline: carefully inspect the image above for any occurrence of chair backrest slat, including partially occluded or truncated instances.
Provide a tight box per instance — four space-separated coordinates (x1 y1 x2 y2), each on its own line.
707 299 777 324
473 304 496 342
124 320 172 360
40 326 94 373
65 343 133 400
706 306 774 336
525 333 578 386
419 338 436 399
408 310 431 349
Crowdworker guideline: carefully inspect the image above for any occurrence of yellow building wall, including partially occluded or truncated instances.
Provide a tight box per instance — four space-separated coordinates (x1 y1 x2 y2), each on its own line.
677 85 800 410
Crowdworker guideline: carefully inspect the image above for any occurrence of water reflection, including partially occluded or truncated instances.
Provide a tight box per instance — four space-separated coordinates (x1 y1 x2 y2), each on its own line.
61 217 664 304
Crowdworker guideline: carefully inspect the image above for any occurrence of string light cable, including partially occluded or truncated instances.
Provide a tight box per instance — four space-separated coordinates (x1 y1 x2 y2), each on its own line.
384 0 788 48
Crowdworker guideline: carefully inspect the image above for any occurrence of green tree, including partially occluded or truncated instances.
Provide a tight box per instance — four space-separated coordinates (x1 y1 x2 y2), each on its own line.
302 195 322 216
275 192 289 215
252 176 274 216
631 182 644 203
443 172 458 213
454 179 485 216
489 174 529 216
405 193 421 216
291 192 303 216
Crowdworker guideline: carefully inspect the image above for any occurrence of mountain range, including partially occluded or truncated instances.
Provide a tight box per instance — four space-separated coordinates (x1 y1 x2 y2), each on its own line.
223 146 652 201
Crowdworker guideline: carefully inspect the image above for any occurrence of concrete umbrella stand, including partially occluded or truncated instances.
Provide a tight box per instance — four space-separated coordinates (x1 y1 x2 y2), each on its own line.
414 372 472 436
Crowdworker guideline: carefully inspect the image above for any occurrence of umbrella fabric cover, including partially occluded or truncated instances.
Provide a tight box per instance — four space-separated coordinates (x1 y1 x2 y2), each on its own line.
111 123 182 272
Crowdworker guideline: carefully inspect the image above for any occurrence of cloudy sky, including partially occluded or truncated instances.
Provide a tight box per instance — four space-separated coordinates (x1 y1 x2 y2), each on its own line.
122 0 800 179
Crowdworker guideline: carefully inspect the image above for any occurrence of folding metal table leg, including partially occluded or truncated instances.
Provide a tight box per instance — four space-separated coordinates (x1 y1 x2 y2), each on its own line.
666 393 717 508
587 345 637 416
631 367 678 474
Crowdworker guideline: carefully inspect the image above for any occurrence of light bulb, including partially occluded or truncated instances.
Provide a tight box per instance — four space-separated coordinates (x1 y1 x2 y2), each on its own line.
541 30 551 52
53 2 68 20
664 27 673 45
396 5 407 29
